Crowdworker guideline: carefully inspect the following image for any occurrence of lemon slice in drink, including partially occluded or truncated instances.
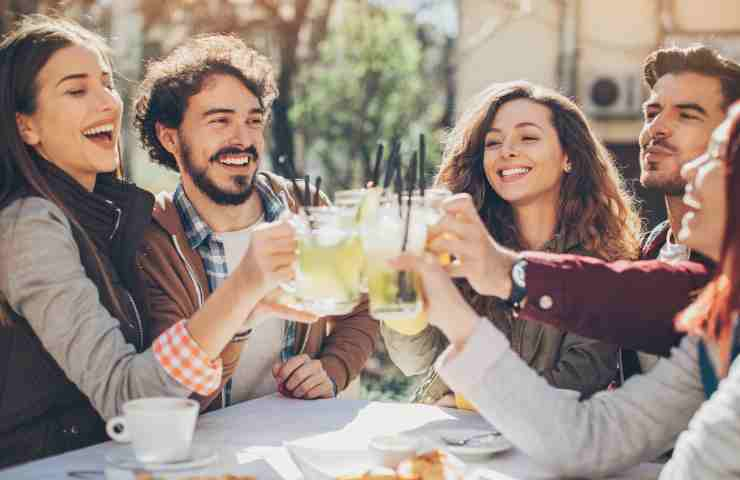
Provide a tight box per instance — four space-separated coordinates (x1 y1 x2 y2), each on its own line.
355 187 381 225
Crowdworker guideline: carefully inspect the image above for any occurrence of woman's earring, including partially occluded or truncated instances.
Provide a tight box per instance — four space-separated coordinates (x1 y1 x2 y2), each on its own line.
564 163 572 173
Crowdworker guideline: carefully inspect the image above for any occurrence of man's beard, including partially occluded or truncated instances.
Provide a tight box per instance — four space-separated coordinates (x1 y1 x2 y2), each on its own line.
639 137 686 196
640 171 686 197
179 133 258 206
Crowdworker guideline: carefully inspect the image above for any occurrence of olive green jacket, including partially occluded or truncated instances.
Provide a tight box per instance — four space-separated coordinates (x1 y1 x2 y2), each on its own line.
381 237 619 404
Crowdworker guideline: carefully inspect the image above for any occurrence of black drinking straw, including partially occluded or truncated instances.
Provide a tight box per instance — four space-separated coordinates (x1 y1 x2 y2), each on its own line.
278 155 305 209
394 155 403 217
303 174 311 210
371 142 384 188
382 139 401 192
313 176 322 206
401 152 418 252
398 152 418 302
418 133 426 197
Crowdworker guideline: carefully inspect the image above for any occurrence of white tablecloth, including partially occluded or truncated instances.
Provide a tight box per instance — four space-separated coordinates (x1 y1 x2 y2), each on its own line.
1 396 662 480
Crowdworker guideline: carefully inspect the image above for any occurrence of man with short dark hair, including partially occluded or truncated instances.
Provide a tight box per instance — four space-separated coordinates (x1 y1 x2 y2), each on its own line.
133 35 378 410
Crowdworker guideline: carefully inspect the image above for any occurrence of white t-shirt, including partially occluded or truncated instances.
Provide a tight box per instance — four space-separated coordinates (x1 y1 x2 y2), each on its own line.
214 218 285 403
639 228 692 374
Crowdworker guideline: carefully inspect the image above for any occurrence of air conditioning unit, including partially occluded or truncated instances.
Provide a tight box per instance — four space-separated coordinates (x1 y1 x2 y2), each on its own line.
582 73 644 120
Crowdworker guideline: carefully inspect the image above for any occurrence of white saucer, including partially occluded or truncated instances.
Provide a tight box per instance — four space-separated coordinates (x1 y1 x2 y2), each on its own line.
436 429 513 458
105 445 218 472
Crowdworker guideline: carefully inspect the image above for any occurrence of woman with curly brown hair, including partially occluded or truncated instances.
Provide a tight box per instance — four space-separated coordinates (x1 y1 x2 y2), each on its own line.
382 81 642 405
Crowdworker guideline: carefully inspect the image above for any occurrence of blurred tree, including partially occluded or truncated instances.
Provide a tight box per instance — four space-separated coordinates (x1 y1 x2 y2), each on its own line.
291 3 443 192
0 0 100 35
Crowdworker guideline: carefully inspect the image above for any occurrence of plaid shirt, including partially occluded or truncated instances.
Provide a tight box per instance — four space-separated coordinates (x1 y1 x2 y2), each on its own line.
173 179 297 405
152 320 222 396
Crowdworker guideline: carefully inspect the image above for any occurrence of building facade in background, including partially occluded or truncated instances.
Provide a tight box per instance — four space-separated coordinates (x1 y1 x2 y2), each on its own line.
456 0 740 227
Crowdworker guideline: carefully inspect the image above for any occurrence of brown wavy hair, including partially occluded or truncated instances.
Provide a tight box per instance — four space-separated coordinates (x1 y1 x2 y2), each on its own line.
133 34 278 172
0 15 125 326
676 101 740 376
436 82 642 313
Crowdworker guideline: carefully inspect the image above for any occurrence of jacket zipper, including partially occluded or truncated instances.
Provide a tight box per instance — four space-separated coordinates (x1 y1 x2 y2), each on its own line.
106 203 144 349
171 235 205 307
172 235 221 406
125 290 144 350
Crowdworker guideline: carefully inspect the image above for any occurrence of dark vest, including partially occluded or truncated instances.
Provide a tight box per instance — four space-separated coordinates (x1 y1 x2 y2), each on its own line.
0 162 153 468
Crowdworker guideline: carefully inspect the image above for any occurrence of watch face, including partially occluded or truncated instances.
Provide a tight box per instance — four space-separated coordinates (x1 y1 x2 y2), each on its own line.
513 261 526 288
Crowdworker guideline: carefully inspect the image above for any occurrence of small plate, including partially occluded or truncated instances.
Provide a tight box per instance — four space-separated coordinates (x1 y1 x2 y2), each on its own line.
436 429 513 458
105 445 218 472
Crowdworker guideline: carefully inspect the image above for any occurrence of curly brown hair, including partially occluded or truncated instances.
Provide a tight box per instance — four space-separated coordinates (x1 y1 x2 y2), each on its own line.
439 81 642 253
643 45 740 110
437 82 642 315
133 34 278 172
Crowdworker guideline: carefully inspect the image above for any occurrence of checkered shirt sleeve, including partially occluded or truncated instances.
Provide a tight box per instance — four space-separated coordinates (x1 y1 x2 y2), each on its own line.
152 320 223 396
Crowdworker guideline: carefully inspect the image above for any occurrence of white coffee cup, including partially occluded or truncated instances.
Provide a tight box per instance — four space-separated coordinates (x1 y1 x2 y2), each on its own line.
106 397 199 464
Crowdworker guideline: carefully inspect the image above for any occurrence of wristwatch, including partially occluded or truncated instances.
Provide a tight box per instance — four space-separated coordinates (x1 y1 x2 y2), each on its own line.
506 257 528 308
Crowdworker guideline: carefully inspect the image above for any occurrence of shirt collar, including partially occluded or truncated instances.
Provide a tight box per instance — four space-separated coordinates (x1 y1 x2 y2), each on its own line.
174 176 287 251
174 184 213 251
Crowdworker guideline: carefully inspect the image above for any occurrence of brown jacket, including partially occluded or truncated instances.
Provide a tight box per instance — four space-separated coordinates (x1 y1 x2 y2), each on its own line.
136 172 379 411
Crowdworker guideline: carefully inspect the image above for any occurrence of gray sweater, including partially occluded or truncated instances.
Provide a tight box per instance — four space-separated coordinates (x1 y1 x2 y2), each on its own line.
437 318 740 479
0 197 189 420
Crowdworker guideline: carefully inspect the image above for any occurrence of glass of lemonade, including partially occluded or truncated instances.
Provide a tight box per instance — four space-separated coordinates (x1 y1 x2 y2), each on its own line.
283 206 364 316
363 197 429 323
334 188 382 292
367 190 451 335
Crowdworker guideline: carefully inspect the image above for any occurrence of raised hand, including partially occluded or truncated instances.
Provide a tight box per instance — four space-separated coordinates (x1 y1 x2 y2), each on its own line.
239 289 319 333
235 219 297 297
427 193 517 299
389 252 479 351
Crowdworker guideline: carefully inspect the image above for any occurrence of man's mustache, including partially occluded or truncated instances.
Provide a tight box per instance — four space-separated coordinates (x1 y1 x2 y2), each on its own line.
643 137 678 153
209 145 259 163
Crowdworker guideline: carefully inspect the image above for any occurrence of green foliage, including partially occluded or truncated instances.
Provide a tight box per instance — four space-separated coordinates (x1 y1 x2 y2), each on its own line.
292 3 444 193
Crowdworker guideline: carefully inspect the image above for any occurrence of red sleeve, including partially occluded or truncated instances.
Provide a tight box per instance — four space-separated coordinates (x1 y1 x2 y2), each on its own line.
518 252 712 355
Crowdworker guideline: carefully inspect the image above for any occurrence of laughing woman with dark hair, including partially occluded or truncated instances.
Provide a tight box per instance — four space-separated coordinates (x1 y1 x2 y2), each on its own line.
0 16 297 467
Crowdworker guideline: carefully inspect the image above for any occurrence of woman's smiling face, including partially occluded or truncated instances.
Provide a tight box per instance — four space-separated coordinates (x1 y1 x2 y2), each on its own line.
16 44 122 190
678 115 733 261
483 98 569 209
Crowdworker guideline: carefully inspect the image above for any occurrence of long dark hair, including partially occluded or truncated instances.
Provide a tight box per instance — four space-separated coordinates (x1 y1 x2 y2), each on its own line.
0 15 124 326
676 101 740 376
436 81 641 316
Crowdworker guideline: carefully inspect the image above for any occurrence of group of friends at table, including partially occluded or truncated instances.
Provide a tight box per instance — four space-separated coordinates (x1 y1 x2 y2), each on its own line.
0 13 739 480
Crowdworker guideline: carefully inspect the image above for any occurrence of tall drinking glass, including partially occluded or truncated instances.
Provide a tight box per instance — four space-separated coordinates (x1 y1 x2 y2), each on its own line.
373 190 451 335
283 206 364 316
363 198 429 323
334 188 382 292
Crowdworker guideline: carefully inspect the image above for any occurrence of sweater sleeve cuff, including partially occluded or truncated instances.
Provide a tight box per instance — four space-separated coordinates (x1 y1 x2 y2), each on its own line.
436 318 510 394
153 320 223 396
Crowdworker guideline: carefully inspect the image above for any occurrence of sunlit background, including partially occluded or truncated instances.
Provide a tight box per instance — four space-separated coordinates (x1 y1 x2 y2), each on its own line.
4 0 738 400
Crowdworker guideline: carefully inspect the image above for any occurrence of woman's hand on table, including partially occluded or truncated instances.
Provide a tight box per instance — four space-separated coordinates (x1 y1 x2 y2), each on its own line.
389 252 480 351
273 354 335 399
427 193 518 300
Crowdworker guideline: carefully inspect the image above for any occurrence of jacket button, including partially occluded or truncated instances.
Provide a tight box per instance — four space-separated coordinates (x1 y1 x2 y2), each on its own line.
538 295 554 310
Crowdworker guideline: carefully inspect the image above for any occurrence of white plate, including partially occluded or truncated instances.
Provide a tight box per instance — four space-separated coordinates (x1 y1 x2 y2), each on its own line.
105 445 218 472
284 444 376 480
436 429 513 458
